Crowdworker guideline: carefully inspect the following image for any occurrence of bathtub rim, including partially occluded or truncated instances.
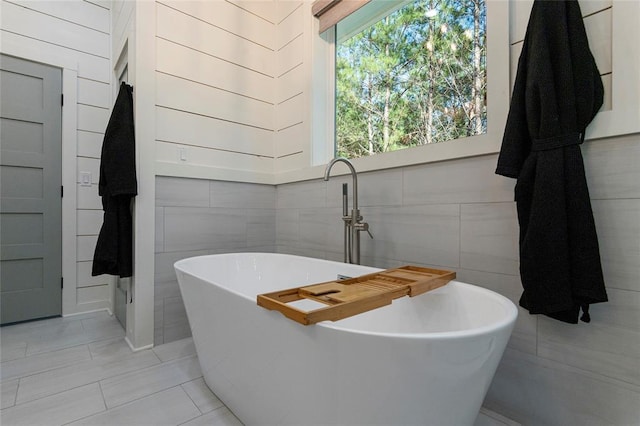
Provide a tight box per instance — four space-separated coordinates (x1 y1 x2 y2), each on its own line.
174 252 518 341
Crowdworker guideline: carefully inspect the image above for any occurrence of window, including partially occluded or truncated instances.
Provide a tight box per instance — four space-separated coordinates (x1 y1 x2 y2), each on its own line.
310 0 509 171
336 0 487 159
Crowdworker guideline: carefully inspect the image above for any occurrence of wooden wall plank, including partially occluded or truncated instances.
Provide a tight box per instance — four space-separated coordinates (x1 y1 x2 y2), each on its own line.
156 3 275 77
156 141 274 175
277 94 304 131
2 1 109 58
161 0 276 49
156 107 273 158
0 31 110 82
156 38 274 104
156 73 274 131
277 3 304 50
9 0 110 33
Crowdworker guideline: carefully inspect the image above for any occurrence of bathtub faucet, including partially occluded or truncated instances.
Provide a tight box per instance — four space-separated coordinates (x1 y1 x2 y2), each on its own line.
323 157 372 265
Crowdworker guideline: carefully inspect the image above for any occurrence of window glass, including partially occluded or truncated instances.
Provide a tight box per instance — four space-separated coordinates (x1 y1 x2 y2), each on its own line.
335 0 486 159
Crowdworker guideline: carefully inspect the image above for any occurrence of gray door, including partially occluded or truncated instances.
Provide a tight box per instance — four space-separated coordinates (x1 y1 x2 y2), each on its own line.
1 55 62 324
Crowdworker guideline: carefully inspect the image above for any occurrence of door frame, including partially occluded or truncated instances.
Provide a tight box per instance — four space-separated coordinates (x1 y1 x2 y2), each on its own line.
1 42 79 316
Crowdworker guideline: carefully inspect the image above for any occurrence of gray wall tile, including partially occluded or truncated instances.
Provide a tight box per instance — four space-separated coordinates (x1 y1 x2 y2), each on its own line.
155 250 209 284
247 209 276 248
155 207 164 253
460 203 519 275
163 296 188 328
210 180 276 209
326 168 403 208
276 209 299 246
298 208 330 252
155 177 277 345
592 199 640 292
583 134 640 200
485 348 640 426
537 287 640 386
277 180 326 209
156 176 209 207
163 207 247 252
404 155 515 205
361 204 460 267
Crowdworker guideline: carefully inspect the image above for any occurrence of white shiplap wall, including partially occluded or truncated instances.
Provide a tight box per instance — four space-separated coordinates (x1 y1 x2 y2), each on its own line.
154 0 277 181
275 1 308 173
0 0 113 314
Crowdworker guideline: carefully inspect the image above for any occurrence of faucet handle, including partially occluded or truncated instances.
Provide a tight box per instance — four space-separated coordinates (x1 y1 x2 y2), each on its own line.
365 225 373 239
355 221 373 239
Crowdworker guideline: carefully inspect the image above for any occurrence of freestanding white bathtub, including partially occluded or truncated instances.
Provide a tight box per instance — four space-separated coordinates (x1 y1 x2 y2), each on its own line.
175 253 517 426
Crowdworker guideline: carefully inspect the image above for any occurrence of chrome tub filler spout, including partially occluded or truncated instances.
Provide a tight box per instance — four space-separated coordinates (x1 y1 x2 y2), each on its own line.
323 157 372 264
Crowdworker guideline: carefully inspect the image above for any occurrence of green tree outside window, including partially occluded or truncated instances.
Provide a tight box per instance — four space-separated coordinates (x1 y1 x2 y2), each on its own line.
336 0 486 159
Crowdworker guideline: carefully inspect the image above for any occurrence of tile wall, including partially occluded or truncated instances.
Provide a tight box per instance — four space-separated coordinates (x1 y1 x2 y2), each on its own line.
275 134 640 425
153 133 638 424
154 177 276 345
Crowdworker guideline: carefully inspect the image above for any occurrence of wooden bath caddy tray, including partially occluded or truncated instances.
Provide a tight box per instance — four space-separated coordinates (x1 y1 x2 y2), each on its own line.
257 266 456 325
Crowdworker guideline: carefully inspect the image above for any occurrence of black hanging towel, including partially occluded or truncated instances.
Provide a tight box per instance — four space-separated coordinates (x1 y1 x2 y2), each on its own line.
495 0 607 323
92 82 137 278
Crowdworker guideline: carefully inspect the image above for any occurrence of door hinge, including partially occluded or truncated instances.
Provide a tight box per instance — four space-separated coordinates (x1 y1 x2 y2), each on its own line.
61 93 64 106
61 186 63 197
61 277 64 289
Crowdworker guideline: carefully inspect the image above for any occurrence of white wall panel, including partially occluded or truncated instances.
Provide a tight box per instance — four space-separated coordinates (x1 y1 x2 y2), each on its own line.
85 0 110 10
508 0 533 43
277 64 303 104
77 131 103 159
78 78 110 109
227 0 277 24
579 0 612 17
77 210 103 236
9 0 110 33
275 123 305 157
276 93 304 130
111 0 133 60
277 1 302 23
76 157 99 184
156 38 274 104
156 107 273 158
157 3 274 77
156 73 273 130
77 104 109 134
77 235 98 262
161 0 276 49
77 185 102 210
76 261 112 288
0 31 110 82
276 33 303 77
275 152 308 173
277 3 303 50
584 8 612 74
156 141 274 175
76 285 109 304
1 1 109 58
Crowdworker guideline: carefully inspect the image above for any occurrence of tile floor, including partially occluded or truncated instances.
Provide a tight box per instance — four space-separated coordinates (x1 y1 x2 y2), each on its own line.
1 311 515 426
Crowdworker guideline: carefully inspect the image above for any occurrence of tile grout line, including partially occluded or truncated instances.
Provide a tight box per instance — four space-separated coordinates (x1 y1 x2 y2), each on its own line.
101 381 195 413
180 381 206 415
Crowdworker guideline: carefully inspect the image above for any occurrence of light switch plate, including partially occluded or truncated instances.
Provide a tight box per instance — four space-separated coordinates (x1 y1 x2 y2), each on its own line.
80 171 92 186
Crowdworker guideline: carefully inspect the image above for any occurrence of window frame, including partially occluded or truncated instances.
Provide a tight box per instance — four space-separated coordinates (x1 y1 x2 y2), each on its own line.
310 0 510 172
